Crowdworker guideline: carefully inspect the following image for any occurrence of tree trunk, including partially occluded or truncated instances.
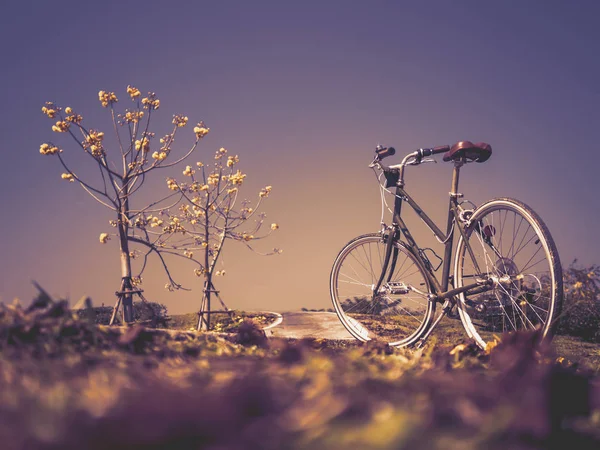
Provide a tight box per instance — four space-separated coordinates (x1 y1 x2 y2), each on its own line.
118 216 134 323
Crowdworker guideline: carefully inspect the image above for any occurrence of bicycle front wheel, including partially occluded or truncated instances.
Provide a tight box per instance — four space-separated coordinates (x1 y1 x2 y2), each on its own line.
330 233 435 347
454 198 563 348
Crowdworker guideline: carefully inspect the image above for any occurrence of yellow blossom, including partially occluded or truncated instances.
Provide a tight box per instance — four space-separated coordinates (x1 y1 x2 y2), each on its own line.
141 93 160 110
135 137 150 152
227 187 238 195
271 223 279 231
41 103 57 118
194 268 206 277
183 165 195 176
227 155 239 167
84 130 105 157
242 233 254 241
52 121 69 133
199 184 209 191
64 107 72 114
573 281 583 290
207 173 220 185
215 270 226 277
184 250 193 259
152 151 167 161
61 173 75 182
196 161 204 167
98 90 118 107
259 185 272 198
165 283 174 292
65 113 83 124
127 85 141 99
124 110 144 124
166 178 179 191
39 143 61 155
173 114 189 127
194 123 210 139
229 170 246 185
99 233 110 244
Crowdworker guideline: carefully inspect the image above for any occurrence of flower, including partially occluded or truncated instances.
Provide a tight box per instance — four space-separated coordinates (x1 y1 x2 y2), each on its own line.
99 233 110 244
215 270 226 276
229 170 247 185
194 122 210 139
207 173 220 185
83 130 105 157
141 93 160 110
271 223 279 231
227 155 239 167
227 187 238 195
52 121 69 133
64 107 72 114
173 114 189 127
152 151 167 161
98 90 118 107
183 165 195 176
41 103 57 118
166 178 179 191
150 217 163 227
39 143 61 155
61 173 75 182
124 110 144 124
65 113 83 124
135 137 150 152
259 185 272 198
184 250 193 259
127 85 141 99
196 161 204 167
242 233 254 241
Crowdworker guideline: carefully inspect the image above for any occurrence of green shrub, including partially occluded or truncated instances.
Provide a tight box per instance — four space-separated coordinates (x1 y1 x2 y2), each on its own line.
556 261 600 342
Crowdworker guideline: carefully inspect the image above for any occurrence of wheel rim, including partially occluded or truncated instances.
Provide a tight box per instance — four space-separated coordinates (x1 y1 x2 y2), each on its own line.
331 235 433 346
456 201 558 347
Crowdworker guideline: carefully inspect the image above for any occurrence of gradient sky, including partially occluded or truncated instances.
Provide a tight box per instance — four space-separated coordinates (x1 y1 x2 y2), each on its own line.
1 1 598 314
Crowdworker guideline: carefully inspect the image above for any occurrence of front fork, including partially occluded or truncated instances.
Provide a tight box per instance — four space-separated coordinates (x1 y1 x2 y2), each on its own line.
371 227 400 300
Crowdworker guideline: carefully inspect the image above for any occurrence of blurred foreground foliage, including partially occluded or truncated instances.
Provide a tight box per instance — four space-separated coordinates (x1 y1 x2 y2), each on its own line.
557 262 600 342
1 289 600 449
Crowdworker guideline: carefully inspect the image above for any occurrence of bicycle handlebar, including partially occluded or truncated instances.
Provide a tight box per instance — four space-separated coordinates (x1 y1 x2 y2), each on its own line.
418 145 449 158
373 144 450 168
375 145 396 160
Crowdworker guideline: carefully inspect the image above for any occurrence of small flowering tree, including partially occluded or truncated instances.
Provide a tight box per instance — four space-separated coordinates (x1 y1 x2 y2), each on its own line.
161 148 281 330
39 86 210 323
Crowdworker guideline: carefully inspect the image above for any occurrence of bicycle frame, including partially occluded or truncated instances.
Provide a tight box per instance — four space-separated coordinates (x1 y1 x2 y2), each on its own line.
374 158 492 315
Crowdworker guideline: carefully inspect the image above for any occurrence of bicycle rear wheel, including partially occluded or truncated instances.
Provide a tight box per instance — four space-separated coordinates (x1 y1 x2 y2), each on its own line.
330 233 435 347
454 198 563 348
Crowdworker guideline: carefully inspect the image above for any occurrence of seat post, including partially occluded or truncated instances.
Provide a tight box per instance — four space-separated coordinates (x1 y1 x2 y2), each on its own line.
450 159 464 197
440 159 464 292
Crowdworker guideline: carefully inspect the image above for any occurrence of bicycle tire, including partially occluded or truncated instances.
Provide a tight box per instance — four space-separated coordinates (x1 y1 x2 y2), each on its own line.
330 233 435 347
454 198 563 348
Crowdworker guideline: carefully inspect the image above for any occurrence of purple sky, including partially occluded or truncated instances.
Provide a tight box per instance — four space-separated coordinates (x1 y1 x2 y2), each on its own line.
1 1 598 314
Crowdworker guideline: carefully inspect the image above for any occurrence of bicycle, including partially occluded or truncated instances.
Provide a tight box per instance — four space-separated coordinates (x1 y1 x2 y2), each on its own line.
329 141 563 348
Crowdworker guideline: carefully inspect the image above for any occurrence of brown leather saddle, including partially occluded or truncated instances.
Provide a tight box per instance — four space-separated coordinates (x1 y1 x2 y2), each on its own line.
443 141 492 163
